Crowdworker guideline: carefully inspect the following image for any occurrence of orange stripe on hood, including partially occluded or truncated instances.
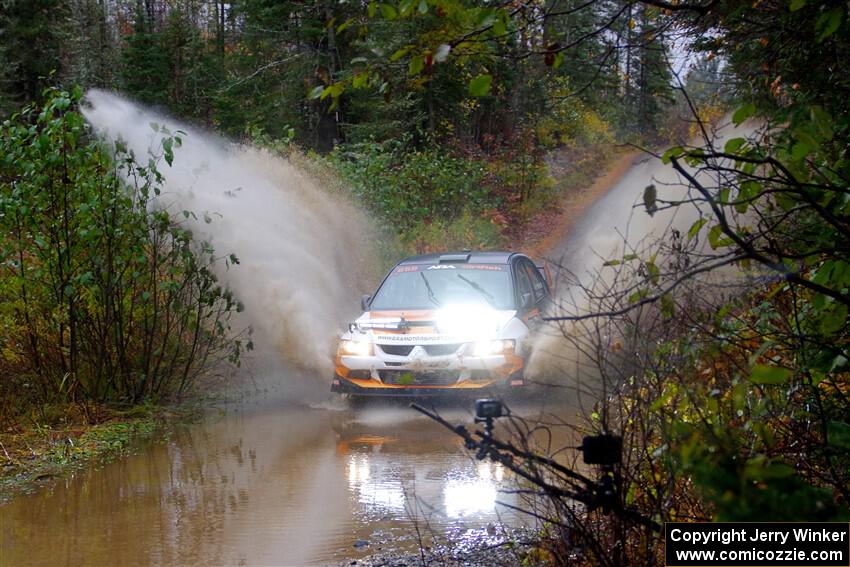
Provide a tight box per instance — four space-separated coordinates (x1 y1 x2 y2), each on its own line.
368 310 436 320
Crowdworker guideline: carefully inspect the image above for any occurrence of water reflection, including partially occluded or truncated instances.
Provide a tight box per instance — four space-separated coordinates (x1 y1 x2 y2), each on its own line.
1 400 576 566
346 453 406 512
443 462 503 518
336 417 512 525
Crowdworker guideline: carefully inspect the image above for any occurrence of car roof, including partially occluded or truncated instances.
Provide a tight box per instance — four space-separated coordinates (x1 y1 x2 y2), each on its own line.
396 251 522 266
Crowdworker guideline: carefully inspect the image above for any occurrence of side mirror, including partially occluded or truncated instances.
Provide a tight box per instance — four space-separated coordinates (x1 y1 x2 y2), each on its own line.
520 292 533 309
361 294 372 311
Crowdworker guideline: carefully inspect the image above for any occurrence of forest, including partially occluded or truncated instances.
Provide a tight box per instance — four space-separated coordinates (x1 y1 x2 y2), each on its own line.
1 0 849 564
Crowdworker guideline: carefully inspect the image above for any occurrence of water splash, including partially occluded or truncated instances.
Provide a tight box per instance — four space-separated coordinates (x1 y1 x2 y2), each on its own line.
82 89 377 381
527 119 760 381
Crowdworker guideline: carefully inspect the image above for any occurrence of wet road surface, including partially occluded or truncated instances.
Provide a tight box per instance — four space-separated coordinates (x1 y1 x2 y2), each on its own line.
0 393 579 566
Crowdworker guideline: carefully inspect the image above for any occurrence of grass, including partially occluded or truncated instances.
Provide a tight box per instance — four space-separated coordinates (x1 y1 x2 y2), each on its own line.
0 403 200 502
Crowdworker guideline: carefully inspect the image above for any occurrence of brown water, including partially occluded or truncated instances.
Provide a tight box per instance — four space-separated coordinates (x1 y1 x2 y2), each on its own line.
0 394 580 567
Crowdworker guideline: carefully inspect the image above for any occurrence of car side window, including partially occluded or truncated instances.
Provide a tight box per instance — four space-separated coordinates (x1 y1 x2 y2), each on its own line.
523 261 547 303
514 262 533 308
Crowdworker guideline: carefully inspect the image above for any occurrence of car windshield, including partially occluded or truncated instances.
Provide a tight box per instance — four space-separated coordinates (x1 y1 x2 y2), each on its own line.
369 264 515 310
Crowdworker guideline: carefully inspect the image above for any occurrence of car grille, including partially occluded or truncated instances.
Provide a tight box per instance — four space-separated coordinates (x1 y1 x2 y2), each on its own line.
378 343 463 357
423 343 462 356
379 370 459 386
378 344 414 356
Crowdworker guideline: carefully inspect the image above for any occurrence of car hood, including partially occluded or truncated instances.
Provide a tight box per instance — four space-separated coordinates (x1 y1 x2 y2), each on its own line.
350 308 518 342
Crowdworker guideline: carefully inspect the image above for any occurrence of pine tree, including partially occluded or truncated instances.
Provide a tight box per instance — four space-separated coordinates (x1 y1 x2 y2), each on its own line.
0 0 66 114
120 2 170 107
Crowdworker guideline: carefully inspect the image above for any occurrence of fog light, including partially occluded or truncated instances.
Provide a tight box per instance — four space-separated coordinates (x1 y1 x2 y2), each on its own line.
338 339 373 356
472 339 514 356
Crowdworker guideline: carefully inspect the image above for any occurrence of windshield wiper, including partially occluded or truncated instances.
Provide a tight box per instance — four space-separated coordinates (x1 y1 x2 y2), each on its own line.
420 272 442 307
457 274 496 307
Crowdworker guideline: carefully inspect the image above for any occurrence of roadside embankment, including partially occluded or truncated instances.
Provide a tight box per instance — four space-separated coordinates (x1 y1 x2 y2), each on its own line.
0 404 195 502
520 147 640 259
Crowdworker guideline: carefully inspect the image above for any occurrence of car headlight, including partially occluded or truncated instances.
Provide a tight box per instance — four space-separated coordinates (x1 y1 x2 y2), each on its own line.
472 339 515 356
338 339 373 356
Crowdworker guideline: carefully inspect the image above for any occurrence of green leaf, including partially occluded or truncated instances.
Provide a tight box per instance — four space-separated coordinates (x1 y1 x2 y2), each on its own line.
732 102 756 125
643 184 657 216
603 259 621 267
724 137 747 154
688 218 707 240
493 18 506 36
336 18 354 33
645 260 660 284
660 293 675 317
308 85 325 99
380 3 398 19
352 72 369 89
552 52 564 70
408 55 424 76
707 224 733 249
650 384 677 411
390 46 412 62
819 303 847 335
791 141 813 161
399 0 415 16
810 105 833 140
162 137 174 166
827 421 850 450
748 364 791 385
744 455 795 480
789 0 807 11
815 6 843 41
475 8 497 28
468 74 492 97
661 146 684 165
738 180 761 202
418 0 428 13
320 83 344 101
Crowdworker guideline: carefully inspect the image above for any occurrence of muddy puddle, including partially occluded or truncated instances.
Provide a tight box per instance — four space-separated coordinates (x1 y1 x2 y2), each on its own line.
1 393 581 566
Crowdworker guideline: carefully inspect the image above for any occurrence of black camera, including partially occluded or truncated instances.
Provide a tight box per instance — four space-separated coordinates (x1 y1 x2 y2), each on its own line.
475 399 503 419
579 434 622 466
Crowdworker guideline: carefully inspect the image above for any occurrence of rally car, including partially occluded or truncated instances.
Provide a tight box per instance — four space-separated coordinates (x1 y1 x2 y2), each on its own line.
331 251 550 396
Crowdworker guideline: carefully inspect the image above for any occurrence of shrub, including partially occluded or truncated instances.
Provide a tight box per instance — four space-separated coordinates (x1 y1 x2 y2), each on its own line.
327 139 501 227
0 88 245 414
537 76 614 149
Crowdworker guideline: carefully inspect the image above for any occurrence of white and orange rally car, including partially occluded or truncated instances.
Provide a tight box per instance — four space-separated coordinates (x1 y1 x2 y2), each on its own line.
332 251 550 396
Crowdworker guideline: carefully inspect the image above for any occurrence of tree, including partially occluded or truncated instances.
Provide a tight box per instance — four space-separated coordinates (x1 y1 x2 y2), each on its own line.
120 2 171 107
0 0 66 114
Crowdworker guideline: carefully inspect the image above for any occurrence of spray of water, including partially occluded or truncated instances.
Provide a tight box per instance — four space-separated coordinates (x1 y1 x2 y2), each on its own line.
82 90 377 383
527 119 760 381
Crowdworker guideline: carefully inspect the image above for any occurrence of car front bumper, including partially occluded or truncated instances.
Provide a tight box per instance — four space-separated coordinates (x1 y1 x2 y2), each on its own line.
331 372 526 396
332 347 526 396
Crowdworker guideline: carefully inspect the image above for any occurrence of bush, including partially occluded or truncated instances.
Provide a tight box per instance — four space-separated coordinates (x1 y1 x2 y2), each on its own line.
328 138 501 227
400 210 505 254
536 76 614 149
0 88 244 415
